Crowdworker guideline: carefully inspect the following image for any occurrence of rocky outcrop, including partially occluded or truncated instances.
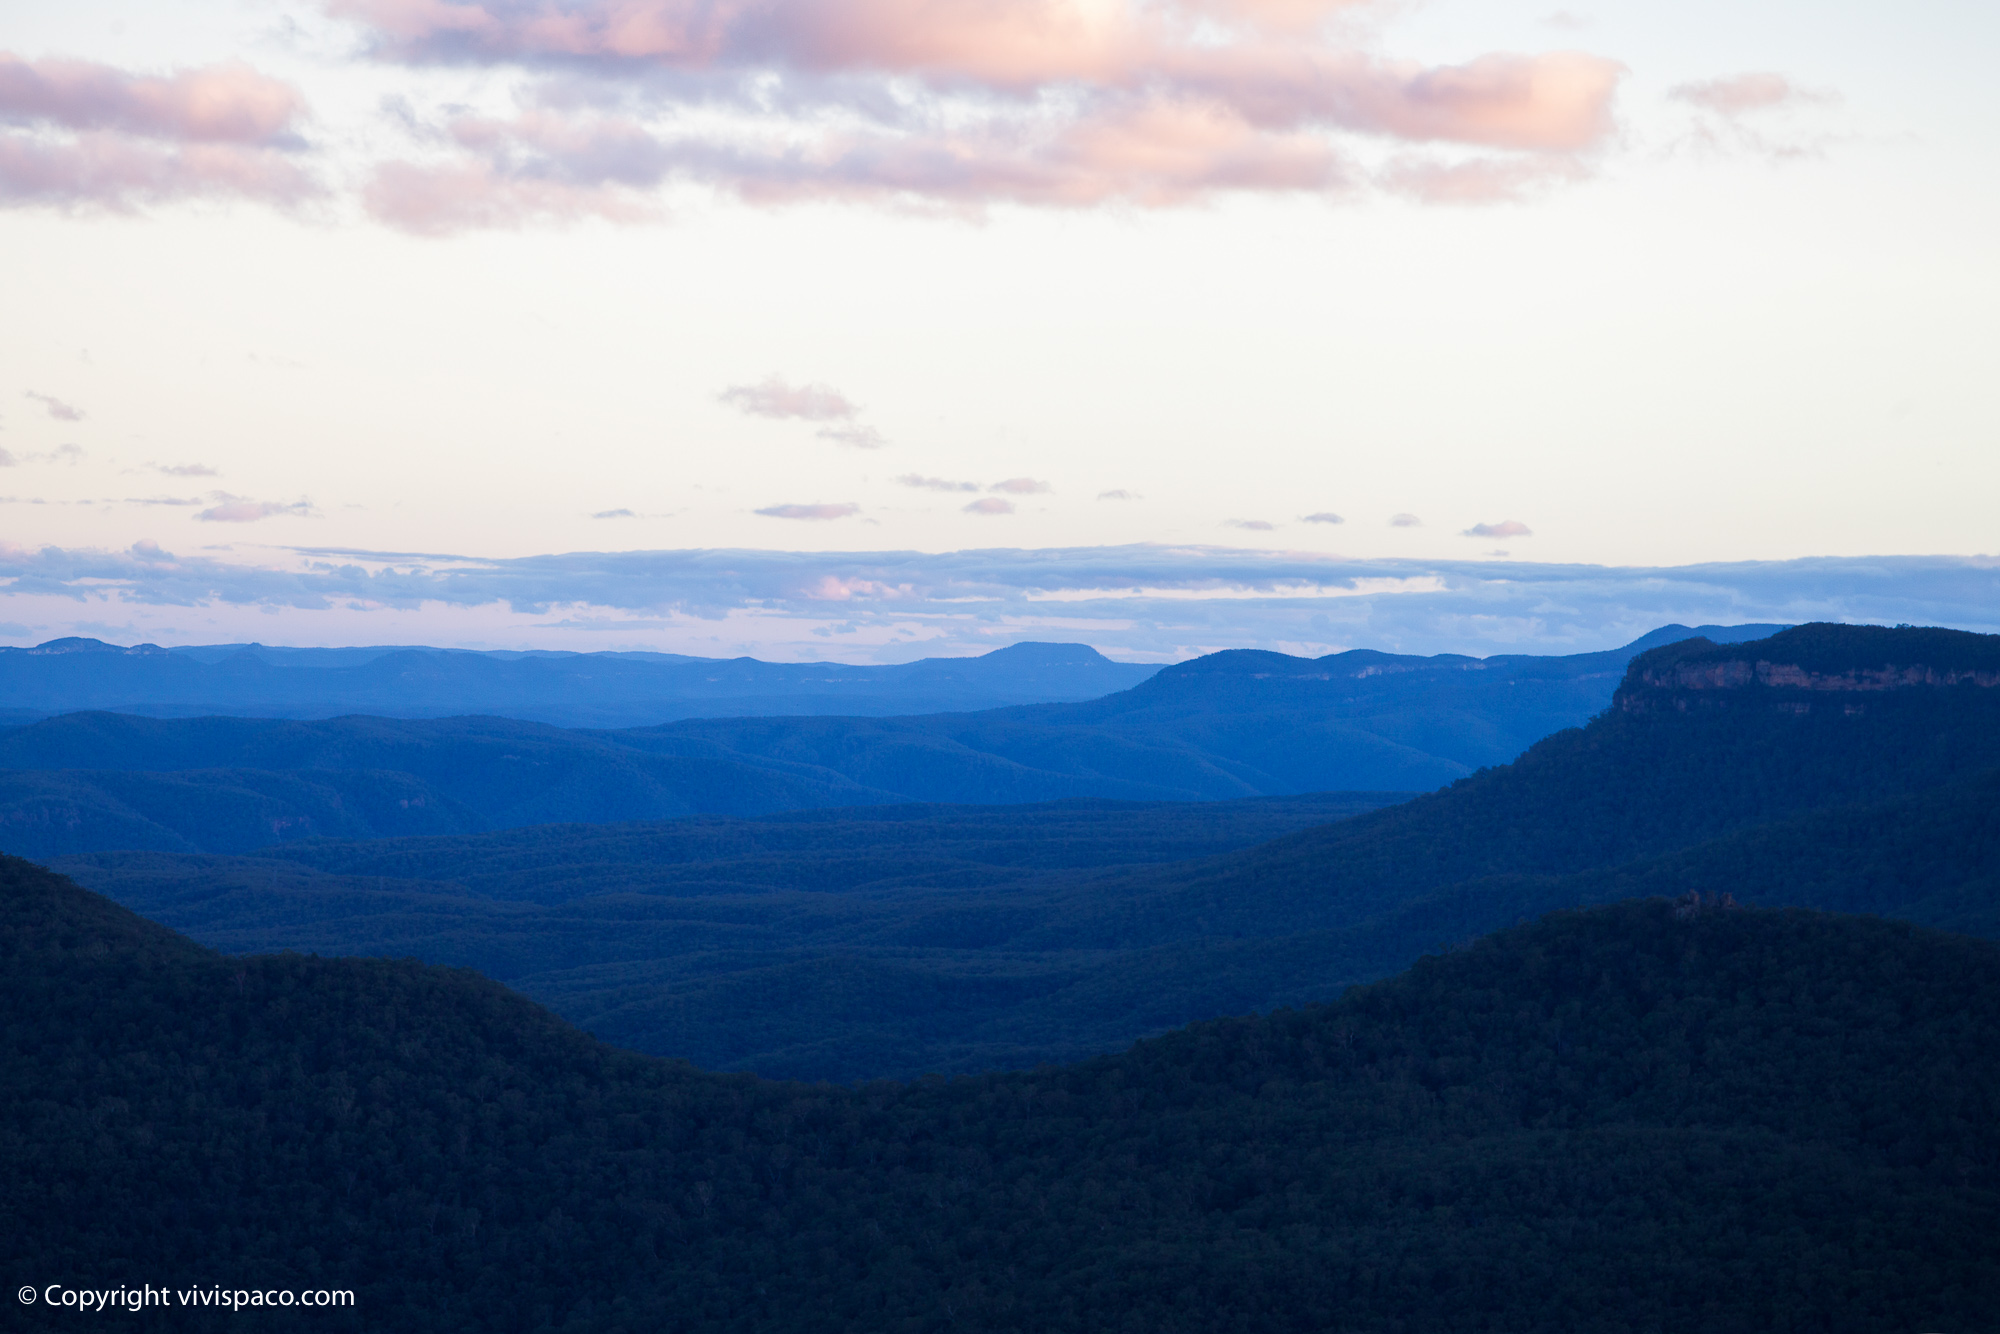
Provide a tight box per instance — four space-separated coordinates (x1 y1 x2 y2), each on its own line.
1615 623 2000 714
1636 659 2000 694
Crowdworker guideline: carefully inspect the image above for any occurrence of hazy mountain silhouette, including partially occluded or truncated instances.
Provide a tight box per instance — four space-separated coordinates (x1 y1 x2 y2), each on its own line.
0 638 1158 727
0 624 1785 855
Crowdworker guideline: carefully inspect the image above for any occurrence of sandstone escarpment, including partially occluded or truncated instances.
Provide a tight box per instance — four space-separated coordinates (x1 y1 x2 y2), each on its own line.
1615 622 2000 714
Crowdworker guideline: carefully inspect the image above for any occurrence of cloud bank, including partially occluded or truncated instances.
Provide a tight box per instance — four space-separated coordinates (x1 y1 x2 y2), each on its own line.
4 540 1995 661
337 0 1627 229
0 53 319 209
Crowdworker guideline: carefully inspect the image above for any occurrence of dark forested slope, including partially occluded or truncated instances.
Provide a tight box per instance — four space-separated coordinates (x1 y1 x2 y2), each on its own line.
1069 622 2000 948
4 855 1995 1333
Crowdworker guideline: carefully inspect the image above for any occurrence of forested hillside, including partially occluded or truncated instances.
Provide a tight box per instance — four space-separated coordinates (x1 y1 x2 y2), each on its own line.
51 624 2000 1080
4 855 1994 1333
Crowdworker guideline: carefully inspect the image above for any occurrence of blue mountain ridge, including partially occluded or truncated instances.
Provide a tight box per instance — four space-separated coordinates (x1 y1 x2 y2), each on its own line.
0 638 1158 727
0 623 1783 858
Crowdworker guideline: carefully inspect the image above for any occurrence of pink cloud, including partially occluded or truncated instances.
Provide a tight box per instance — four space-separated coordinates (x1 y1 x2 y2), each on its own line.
363 158 655 232
963 497 1015 515
1462 519 1532 538
1669 72 1825 116
805 574 917 600
722 377 859 422
989 477 1052 494
337 0 1624 227
0 55 305 144
336 0 1616 149
0 55 318 209
366 96 1349 228
1334 52 1622 151
755 502 860 520
1665 72 1838 163
1301 511 1342 524
1225 518 1275 530
1378 150 1588 204
717 377 887 448
898 474 981 492
0 134 319 208
196 498 317 523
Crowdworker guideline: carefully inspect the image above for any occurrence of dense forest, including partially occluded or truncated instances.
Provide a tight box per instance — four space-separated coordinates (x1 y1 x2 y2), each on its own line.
47 624 2000 1080
5 854 1995 1332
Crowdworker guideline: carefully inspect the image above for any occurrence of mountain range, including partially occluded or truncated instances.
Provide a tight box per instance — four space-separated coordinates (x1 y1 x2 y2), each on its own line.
5 621 1999 1329
50 622 2000 1080
0 622 1784 857
0 638 1159 728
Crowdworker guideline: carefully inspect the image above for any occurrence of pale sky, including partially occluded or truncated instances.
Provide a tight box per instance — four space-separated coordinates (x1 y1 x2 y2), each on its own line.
1 0 1996 659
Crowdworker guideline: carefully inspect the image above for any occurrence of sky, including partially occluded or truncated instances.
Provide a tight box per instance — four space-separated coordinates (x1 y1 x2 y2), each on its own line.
1 0 1995 661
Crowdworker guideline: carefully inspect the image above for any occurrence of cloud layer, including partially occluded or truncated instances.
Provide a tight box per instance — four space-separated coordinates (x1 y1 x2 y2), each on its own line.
336 0 1626 228
0 2 1638 225
5 540 1996 661
0 53 319 209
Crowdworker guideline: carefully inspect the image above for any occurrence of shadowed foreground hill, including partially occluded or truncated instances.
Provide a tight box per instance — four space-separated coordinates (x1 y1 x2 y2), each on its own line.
5 855 1997 1333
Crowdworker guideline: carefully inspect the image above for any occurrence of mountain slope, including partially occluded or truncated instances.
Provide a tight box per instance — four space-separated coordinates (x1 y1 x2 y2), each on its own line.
1055 622 2000 950
5 855 1996 1332
608 622 1791 798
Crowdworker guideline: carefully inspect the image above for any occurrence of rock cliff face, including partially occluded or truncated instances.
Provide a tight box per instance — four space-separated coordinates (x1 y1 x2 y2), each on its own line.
1615 623 2000 713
